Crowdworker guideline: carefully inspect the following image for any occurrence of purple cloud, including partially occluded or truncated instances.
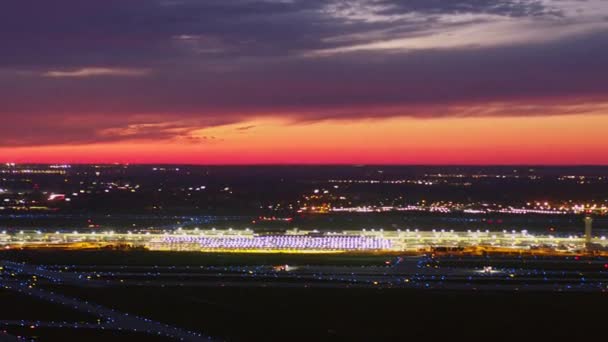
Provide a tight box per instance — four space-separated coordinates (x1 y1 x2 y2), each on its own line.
0 0 607 146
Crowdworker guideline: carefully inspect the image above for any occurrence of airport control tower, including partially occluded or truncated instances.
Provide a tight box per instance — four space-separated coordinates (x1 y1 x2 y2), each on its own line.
584 216 593 245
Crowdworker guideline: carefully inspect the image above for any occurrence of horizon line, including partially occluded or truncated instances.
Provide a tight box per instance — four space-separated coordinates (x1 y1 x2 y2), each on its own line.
4 162 608 167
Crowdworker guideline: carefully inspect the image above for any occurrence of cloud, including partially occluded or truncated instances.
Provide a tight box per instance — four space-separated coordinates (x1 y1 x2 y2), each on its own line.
309 16 608 55
42 67 149 78
1 98 606 148
0 113 235 147
322 0 559 24
0 0 584 68
179 135 220 144
236 125 256 131
0 1 608 147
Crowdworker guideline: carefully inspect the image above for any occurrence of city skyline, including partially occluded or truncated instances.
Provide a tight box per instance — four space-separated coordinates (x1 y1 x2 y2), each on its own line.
2 0 608 164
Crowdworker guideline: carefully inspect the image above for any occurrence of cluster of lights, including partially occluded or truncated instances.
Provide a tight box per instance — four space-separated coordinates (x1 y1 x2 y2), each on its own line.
4 228 608 254
323 205 454 213
160 235 392 251
328 179 438 185
328 204 605 216
498 208 567 215
0 169 66 175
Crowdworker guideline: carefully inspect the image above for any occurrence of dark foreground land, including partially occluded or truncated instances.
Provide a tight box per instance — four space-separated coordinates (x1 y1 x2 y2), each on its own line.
4 286 608 341
1 250 607 341
0 249 393 267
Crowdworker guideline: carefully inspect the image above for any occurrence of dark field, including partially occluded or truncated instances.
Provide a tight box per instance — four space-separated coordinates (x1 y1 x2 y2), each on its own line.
0 249 394 267
1 249 606 341
0 291 95 323
36 286 608 341
4 327 171 342
3 212 608 234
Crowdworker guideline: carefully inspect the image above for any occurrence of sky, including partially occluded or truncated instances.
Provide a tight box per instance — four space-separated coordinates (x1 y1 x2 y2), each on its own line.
1 0 608 164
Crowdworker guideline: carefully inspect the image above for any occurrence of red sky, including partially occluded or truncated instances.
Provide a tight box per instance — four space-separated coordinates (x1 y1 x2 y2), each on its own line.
3 114 607 165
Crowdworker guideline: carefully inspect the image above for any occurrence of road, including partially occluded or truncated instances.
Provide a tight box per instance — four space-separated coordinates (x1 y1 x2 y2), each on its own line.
0 261 214 341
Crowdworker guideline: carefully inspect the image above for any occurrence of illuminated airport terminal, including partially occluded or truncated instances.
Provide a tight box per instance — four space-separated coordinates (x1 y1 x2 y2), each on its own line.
1 217 606 254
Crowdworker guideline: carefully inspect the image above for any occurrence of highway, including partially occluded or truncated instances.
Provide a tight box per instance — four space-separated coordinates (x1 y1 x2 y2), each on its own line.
0 261 214 341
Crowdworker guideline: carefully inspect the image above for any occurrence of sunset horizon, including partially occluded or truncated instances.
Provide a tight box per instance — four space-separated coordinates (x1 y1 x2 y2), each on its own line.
2 2 608 339
4 113 608 165
3 1 608 165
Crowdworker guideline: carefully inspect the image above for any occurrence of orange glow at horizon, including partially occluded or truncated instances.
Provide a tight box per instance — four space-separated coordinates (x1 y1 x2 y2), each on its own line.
3 114 608 165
